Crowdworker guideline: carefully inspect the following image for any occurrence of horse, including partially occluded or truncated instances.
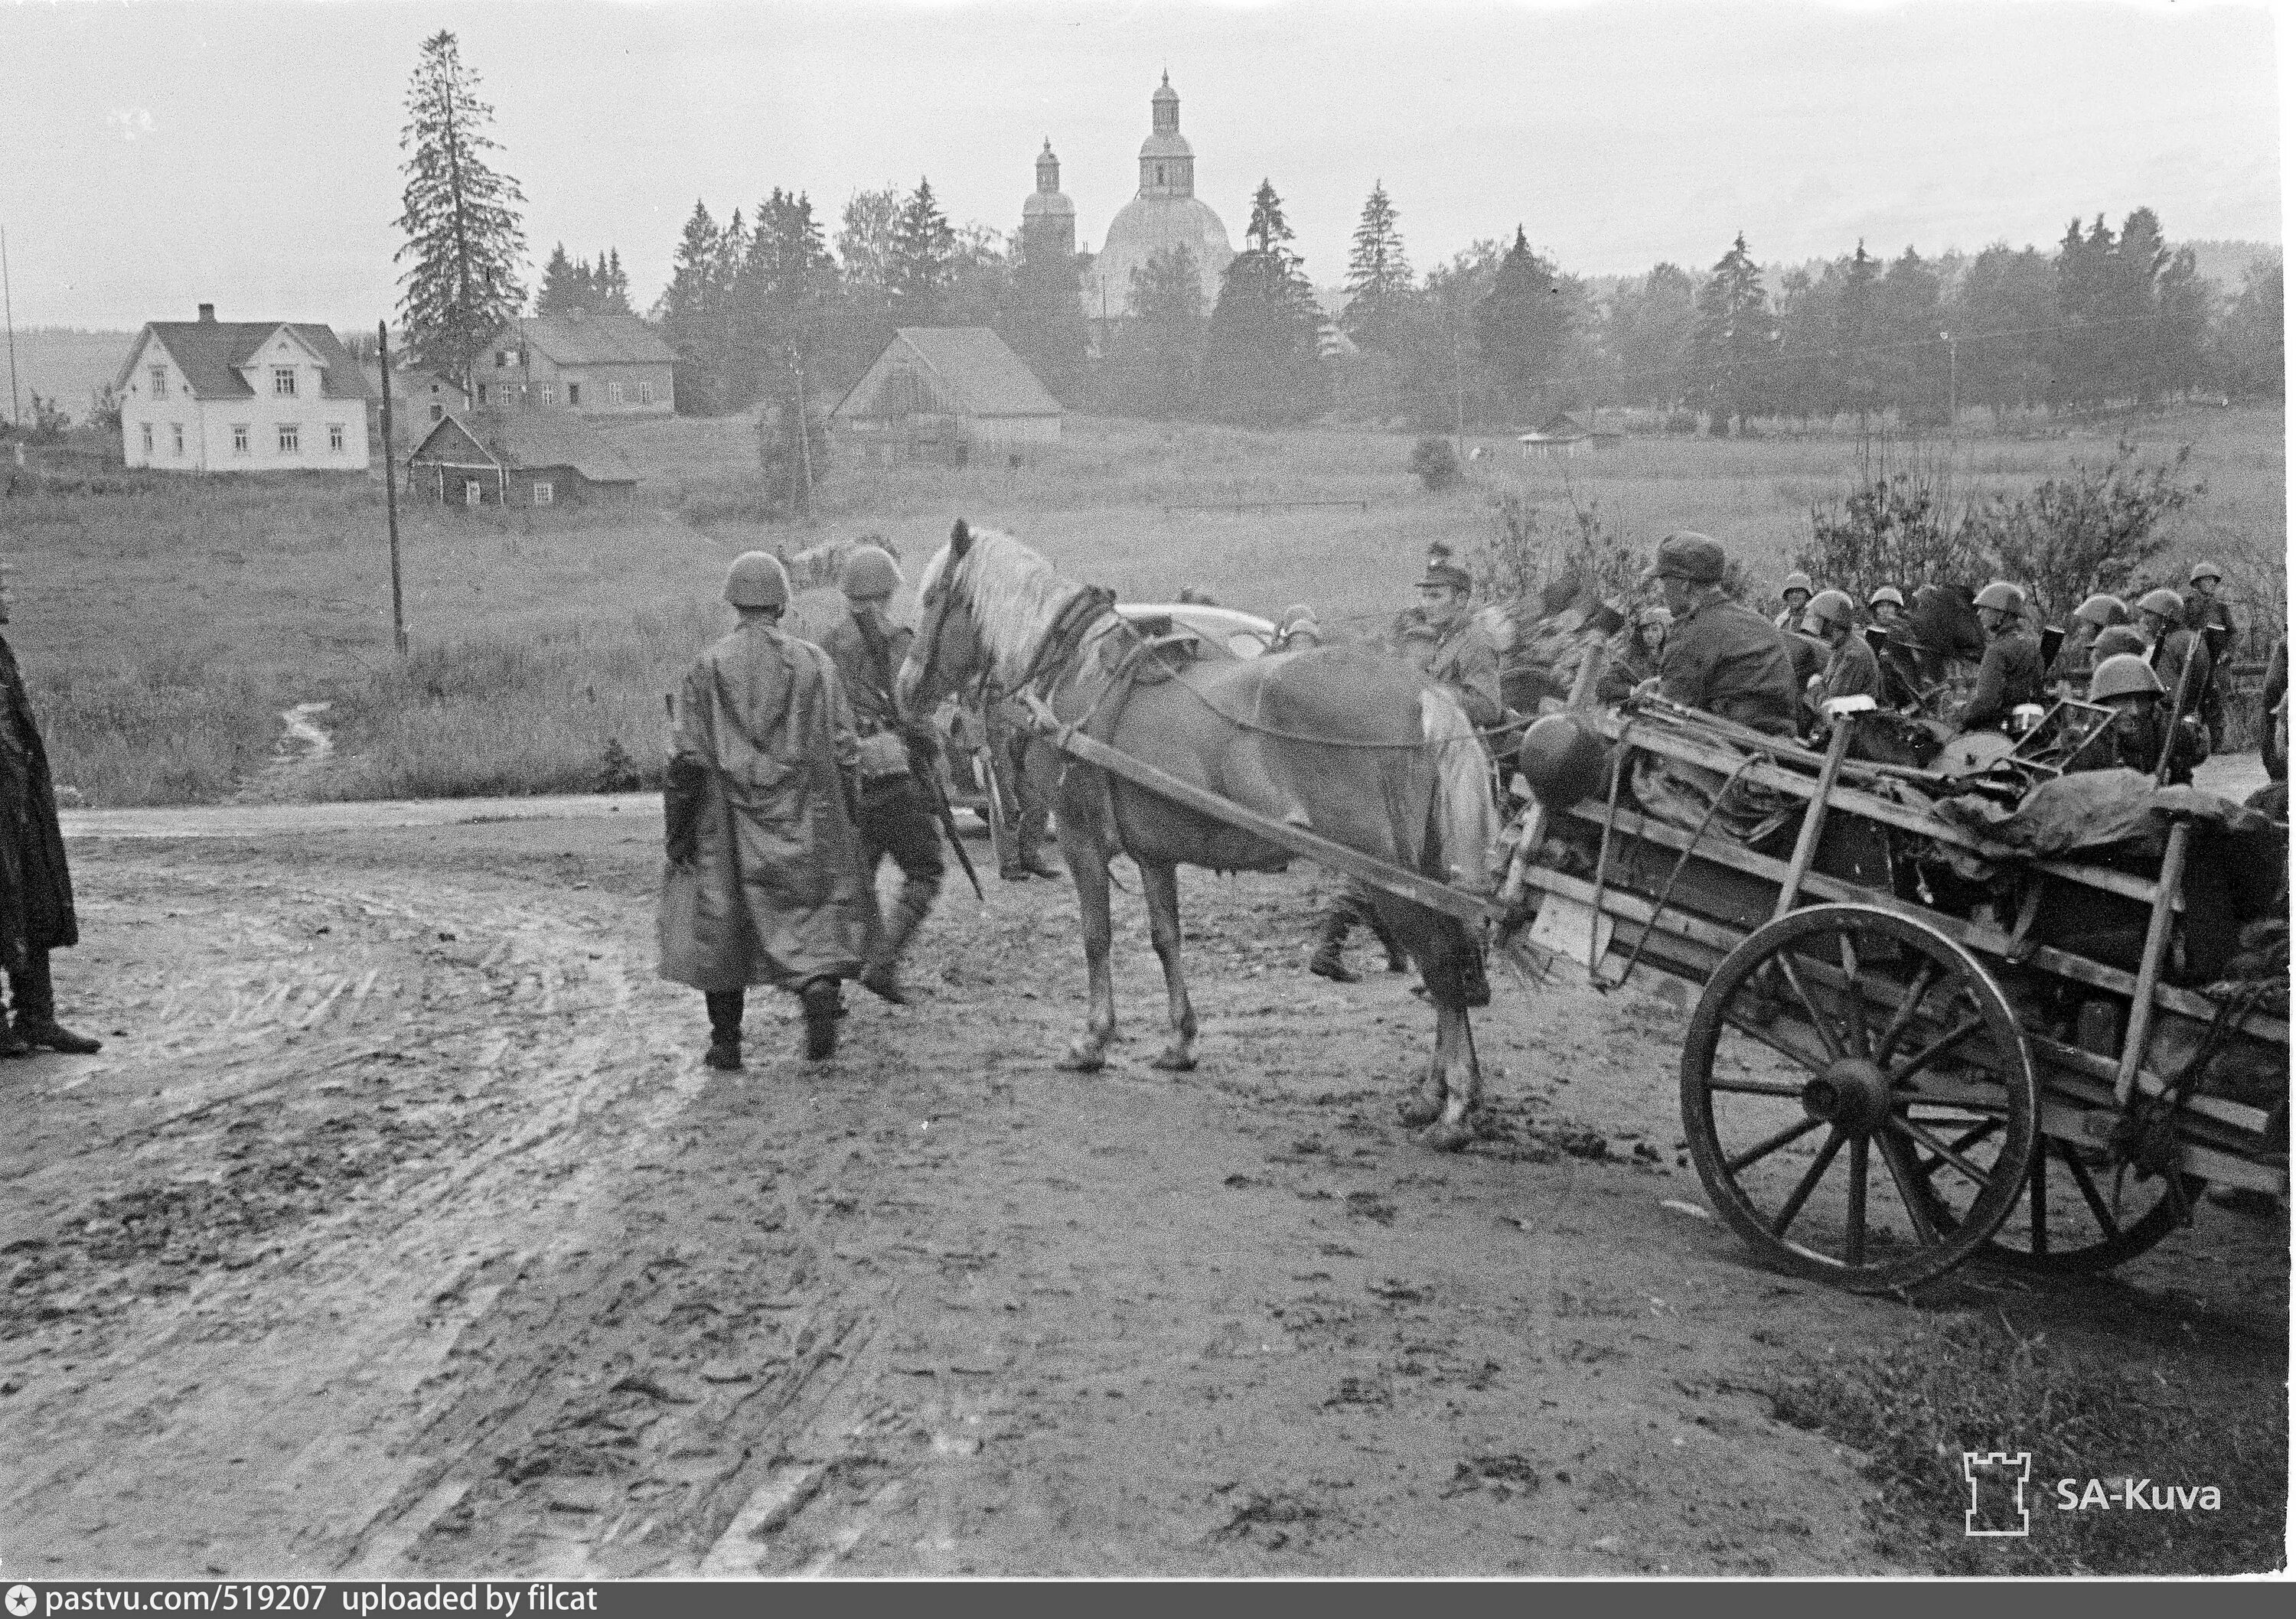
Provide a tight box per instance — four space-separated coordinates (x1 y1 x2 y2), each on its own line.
1898 582 1988 693
895 520 1501 1149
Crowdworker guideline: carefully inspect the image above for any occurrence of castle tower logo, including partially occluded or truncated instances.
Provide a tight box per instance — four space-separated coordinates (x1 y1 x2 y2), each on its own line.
1963 1451 2033 1536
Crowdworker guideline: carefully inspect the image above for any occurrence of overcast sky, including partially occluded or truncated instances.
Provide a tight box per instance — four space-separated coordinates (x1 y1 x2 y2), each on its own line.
0 0 2282 331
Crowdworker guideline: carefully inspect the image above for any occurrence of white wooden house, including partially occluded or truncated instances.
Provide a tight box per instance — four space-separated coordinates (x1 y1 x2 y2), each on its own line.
116 305 373 472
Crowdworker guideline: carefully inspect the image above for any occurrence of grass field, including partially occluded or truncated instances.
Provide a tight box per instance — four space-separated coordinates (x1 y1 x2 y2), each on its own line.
5 402 2282 805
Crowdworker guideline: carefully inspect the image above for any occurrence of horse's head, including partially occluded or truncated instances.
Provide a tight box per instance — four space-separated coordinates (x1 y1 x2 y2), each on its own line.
897 520 990 718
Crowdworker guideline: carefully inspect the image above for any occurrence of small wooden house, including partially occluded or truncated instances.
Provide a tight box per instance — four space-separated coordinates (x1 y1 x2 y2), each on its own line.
832 327 1062 467
1518 410 1596 460
405 408 639 509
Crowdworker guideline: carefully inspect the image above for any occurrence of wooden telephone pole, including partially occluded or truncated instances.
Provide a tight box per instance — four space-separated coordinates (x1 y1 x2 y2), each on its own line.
377 322 407 655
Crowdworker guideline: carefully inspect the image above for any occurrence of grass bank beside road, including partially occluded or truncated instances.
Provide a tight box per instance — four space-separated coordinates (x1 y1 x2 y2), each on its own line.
5 405 2281 805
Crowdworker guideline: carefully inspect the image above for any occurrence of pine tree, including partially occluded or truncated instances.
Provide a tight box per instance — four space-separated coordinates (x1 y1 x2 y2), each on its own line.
1476 226 1577 422
1341 181 1414 353
1002 219 1089 405
595 249 632 314
1691 232 1775 432
888 178 957 326
661 201 730 412
537 243 582 316
735 188 840 399
393 30 527 389
1606 262 1697 419
1103 245 1208 418
1199 180 1329 425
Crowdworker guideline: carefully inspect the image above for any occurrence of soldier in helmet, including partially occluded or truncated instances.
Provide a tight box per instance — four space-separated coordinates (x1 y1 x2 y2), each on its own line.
1801 588 1880 718
2091 624 2150 663
2183 561 2238 750
1955 581 2045 734
2080 653 2206 785
1597 604 1670 705
1639 533 1799 735
661 552 872 1069
2135 587 2213 732
820 543 947 1004
2055 593 2129 692
1866 585 1906 630
1772 572 1813 633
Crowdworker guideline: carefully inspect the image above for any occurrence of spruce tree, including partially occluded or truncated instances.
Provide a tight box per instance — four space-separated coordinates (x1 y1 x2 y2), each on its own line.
1002 226 1090 405
661 201 730 412
1105 244 1208 417
1341 181 1414 353
537 243 581 316
1200 180 1329 425
1476 226 1577 422
393 30 527 389
889 178 957 326
1691 232 1775 432
595 249 632 314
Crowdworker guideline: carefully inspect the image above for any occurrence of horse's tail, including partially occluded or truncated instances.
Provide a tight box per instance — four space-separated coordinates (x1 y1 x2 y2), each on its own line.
1420 687 1499 893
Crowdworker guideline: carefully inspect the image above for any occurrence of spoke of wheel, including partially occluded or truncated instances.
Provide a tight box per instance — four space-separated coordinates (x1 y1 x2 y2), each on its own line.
1705 1079 1807 1098
1874 960 1942 1064
1910 1118 2003 1185
1890 1114 1998 1191
1773 954 1842 1064
1844 1135 1870 1266
1769 1126 1844 1238
1719 1012 1832 1077
1891 1012 1988 1086
1835 931 1870 1057
1724 1112 1825 1175
1877 1129 1943 1247
2027 1142 2049 1256
2060 1146 2123 1240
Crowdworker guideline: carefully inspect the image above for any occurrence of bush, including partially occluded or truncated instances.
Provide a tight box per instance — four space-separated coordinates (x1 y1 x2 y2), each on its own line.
1407 435 1461 492
1962 440 2202 628
1799 436 1986 607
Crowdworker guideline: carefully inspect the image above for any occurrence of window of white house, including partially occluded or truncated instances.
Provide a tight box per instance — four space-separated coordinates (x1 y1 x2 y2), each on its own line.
149 365 168 399
638 380 654 405
475 383 488 406
609 382 625 406
533 481 555 507
273 366 298 396
539 383 556 406
278 423 301 454
140 423 154 454
429 403 444 423
328 423 346 452
171 423 184 455
497 350 511 368
566 382 582 406
233 425 249 453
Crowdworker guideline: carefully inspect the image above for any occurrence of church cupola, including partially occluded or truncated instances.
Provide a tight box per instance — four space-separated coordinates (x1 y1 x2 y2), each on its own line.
1021 135 1076 262
1137 72 1195 199
1035 139 1062 195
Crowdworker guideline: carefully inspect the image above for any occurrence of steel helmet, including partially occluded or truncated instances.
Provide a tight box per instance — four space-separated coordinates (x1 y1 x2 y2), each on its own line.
2135 587 2185 622
2089 653 2164 704
1780 572 1812 599
2072 593 2128 630
1515 714 1609 812
839 543 903 601
723 551 791 609
2189 559 2223 586
1974 581 2025 614
1801 589 1857 635
1867 585 1906 610
1635 604 1674 629
2092 625 2149 660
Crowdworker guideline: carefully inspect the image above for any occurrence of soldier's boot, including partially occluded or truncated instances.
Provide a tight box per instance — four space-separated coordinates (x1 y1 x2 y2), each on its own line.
800 978 843 1060
703 989 744 1072
1307 901 1360 983
861 888 935 1005
9 956 99 1055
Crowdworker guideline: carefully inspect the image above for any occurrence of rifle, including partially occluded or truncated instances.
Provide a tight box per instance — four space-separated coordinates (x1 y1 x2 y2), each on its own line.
918 747 987 903
2154 634 2203 786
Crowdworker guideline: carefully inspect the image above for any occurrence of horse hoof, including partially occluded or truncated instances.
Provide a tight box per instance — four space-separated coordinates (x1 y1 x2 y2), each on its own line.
1151 1049 1197 1072
1396 1096 1442 1129
1058 1042 1107 1073
1417 1117 1479 1153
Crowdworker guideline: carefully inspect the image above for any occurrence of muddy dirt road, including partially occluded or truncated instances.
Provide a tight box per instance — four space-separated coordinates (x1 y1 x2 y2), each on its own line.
2 811 2284 1577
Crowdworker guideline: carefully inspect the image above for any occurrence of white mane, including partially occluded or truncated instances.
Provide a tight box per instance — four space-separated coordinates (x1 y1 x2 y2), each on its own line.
921 524 1090 689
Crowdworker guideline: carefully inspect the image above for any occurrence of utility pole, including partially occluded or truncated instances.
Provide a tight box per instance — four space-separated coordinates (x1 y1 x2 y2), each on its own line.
788 347 814 520
378 321 408 656
2 226 19 428
1939 329 1958 438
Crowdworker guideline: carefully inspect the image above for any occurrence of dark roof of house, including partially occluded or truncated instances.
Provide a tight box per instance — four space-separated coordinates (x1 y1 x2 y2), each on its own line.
408 408 640 484
844 327 1063 419
507 313 678 367
120 321 373 400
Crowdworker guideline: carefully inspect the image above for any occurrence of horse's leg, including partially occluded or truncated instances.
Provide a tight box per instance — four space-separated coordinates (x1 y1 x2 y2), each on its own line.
1417 1003 1486 1153
1055 823 1117 1072
1137 859 1198 1071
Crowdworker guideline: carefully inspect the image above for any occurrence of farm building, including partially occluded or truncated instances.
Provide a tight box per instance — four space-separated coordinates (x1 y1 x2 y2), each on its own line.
404 409 639 509
1518 412 1604 460
115 305 373 473
472 311 676 416
364 362 470 427
833 327 1063 466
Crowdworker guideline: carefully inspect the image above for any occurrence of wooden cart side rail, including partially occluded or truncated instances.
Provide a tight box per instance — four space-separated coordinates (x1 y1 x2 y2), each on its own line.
1020 699 1495 927
1554 800 2288 1045
1607 716 2170 910
2035 1100 2288 1198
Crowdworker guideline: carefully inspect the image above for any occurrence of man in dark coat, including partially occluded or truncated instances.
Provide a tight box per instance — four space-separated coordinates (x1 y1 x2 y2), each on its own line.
0 562 100 1058
1641 533 1800 735
2182 562 2239 751
1955 581 2046 734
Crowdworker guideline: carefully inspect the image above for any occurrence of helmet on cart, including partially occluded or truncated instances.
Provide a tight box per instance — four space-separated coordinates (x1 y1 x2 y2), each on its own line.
2089 653 2164 705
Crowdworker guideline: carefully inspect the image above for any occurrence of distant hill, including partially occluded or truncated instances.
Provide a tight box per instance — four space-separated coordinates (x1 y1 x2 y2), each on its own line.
3 327 136 428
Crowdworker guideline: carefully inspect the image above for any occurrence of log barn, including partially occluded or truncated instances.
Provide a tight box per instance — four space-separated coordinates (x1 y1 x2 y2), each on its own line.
404 409 640 509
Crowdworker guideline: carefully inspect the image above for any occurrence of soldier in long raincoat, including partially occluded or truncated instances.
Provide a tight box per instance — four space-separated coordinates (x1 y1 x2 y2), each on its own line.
660 552 871 1070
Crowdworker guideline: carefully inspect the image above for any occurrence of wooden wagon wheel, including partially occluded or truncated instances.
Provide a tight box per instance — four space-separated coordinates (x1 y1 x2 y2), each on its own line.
1681 904 2040 1292
1936 1132 2202 1274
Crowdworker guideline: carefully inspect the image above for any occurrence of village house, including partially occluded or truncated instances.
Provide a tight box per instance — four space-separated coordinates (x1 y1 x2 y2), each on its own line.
364 361 471 427
832 327 1063 467
473 311 676 415
405 408 640 510
115 305 373 472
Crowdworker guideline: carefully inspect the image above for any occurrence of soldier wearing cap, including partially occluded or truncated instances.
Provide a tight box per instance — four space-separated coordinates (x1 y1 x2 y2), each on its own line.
820 543 947 1004
2079 653 2206 784
1639 532 1799 735
1772 572 1813 633
1955 581 2046 735
661 552 872 1070
1409 559 1504 729
2183 562 2237 750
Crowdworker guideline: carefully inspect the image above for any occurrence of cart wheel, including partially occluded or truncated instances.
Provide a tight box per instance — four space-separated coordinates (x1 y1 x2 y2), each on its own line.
1934 1132 2202 1274
1681 903 2040 1292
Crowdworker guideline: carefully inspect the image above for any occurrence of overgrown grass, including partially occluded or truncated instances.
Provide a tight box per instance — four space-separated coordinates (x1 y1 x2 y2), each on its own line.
8 403 2283 804
1772 1312 2288 1575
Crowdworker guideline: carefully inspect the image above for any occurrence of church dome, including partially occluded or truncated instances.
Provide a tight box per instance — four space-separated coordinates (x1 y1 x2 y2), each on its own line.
1022 138 1074 220
1087 74 1231 318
